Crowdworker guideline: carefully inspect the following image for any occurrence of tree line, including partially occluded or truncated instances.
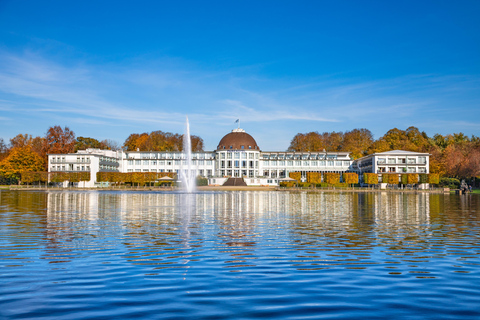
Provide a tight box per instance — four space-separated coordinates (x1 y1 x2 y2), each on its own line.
288 126 480 179
1 124 478 184
0 126 204 183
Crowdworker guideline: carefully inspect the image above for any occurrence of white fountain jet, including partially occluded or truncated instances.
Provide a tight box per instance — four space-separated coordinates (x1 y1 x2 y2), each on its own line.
180 116 196 193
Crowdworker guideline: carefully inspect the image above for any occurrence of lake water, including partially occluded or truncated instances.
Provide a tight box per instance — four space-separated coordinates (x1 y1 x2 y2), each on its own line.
1 190 479 319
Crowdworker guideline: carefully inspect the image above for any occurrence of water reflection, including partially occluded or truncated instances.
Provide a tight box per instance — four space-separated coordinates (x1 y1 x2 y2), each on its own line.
1 190 480 319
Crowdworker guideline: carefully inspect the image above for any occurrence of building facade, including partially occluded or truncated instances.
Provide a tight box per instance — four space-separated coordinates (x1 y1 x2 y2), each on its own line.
354 150 430 176
47 128 429 187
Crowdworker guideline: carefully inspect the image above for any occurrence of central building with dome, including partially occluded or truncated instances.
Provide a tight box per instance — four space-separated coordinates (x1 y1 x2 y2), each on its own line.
47 127 356 187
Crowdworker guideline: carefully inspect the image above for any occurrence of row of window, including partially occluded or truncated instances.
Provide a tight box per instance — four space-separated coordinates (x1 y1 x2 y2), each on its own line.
127 160 214 166
51 165 90 171
125 169 213 176
126 153 215 160
377 167 427 173
263 160 351 167
377 157 427 165
219 170 258 178
262 154 340 160
218 152 258 159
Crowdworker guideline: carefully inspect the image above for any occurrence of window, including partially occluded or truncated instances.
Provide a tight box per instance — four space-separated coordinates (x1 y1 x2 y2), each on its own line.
303 161 309 166
206 160 212 165
241 145 244 149
295 161 301 166
279 161 285 166
407 158 416 164
199 160 204 165
287 161 293 166
151 160 157 165
419 157 426 164
335 161 342 166
127 169 133 172
234 160 239 168
319 161 326 166
227 153 232 159
234 153 240 159
271 161 277 166
327 161 334 166
388 167 396 172
241 153 247 159
343 161 350 166
388 158 395 164
378 158 386 164
135 160 141 165
311 161 317 166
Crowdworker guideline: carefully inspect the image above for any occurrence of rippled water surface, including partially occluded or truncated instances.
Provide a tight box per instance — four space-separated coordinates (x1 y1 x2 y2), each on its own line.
1 190 480 319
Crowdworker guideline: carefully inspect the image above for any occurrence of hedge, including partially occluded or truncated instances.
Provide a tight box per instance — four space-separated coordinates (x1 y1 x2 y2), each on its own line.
382 173 399 184
289 172 301 181
324 173 340 185
343 173 358 185
363 173 378 185
306 172 321 184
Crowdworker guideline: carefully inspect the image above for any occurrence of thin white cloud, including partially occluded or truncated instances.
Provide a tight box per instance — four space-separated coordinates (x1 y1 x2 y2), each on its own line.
0 50 479 149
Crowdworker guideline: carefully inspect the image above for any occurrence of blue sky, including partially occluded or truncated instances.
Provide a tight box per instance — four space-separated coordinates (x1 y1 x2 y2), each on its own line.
0 1 479 150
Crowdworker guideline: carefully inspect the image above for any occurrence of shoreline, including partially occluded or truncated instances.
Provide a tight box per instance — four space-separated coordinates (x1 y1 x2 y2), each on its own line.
2 185 451 193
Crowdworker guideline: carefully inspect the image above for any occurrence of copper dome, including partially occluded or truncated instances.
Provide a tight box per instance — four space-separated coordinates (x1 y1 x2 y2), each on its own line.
216 129 260 151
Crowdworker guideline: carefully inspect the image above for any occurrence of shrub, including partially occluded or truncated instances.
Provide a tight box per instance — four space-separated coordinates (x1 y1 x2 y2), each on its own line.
439 177 460 189
297 182 311 188
306 172 322 183
363 173 378 185
324 173 340 185
382 173 399 184
289 172 301 181
419 174 428 184
343 173 358 185
196 176 208 186
280 181 296 188
428 174 440 184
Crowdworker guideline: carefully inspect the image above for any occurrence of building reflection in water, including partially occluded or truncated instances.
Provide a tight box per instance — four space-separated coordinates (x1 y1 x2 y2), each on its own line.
42 191 452 272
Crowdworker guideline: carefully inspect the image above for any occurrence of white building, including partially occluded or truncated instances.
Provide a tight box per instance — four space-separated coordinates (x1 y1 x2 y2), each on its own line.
353 150 430 177
47 129 429 187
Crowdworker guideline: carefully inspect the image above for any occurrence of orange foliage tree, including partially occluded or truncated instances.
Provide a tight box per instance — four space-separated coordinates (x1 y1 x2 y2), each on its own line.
289 172 301 181
306 172 321 183
0 146 45 180
343 172 358 185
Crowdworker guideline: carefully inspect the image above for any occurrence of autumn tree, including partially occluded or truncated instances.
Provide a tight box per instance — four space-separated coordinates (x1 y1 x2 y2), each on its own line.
44 126 76 154
340 128 373 159
0 146 45 180
9 133 45 162
123 130 204 152
75 137 103 151
10 133 34 149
